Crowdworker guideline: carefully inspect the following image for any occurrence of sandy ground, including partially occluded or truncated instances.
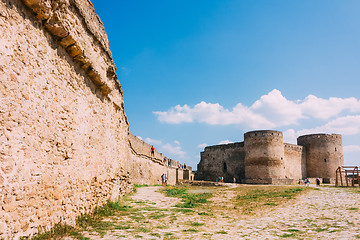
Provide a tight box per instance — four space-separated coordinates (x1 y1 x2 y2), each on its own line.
71 185 360 240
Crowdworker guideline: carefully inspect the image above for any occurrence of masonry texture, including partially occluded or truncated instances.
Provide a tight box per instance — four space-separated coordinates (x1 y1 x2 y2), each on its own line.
196 130 343 184
0 0 191 238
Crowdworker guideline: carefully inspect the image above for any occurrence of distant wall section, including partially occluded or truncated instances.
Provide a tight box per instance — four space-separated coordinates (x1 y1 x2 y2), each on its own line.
284 143 304 180
196 142 245 182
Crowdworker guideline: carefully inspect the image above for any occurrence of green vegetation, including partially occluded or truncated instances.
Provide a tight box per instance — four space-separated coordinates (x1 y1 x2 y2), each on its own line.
235 186 308 214
182 228 199 233
19 224 88 240
164 186 212 209
21 184 316 239
280 233 296 238
189 221 205 227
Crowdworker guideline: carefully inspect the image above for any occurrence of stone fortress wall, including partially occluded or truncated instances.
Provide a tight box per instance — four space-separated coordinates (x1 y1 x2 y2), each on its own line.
0 0 191 238
196 130 343 184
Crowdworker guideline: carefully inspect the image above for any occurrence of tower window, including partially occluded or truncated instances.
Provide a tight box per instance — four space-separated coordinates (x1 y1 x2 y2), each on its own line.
223 162 227 172
335 147 337 151
324 159 327 163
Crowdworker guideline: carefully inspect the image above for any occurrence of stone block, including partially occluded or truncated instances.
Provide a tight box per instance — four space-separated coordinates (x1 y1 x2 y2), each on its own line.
0 221 7 235
2 203 17 212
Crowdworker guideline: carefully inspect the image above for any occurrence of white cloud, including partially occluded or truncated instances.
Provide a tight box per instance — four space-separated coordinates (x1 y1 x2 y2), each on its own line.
136 136 143 140
250 89 304 126
197 143 208 149
344 145 360 153
283 115 360 145
161 143 186 158
283 129 297 144
301 95 360 119
174 140 180 145
218 140 233 145
145 137 162 145
296 115 360 136
153 89 360 129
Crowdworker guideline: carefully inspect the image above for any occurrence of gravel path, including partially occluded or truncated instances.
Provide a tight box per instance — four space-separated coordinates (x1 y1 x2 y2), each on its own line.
75 185 360 239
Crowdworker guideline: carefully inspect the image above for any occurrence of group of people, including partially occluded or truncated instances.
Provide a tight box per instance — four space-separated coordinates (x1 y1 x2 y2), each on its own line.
298 178 321 186
216 176 224 182
161 173 168 185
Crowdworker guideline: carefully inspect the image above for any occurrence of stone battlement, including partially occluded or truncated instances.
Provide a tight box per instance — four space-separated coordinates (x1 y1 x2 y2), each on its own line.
204 142 244 151
284 143 303 151
244 130 283 138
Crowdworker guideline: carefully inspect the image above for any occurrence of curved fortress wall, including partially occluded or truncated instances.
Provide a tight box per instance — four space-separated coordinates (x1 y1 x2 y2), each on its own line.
244 130 286 183
297 134 343 180
0 1 189 238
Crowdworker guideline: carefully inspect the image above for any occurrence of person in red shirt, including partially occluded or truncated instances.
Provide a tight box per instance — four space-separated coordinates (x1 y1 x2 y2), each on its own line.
151 146 155 156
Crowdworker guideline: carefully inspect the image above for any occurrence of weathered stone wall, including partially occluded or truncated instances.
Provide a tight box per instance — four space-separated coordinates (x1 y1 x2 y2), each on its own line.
244 130 286 183
0 1 187 239
284 143 304 180
196 142 245 182
0 0 132 238
297 134 343 179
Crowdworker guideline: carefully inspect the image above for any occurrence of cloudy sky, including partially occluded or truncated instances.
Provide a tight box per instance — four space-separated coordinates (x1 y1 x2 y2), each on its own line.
91 0 360 169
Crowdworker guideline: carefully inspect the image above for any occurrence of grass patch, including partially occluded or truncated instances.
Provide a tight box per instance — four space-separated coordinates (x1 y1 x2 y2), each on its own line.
149 212 168 219
348 207 358 211
280 233 296 238
183 229 199 233
215 230 228 234
198 212 211 216
172 208 194 213
235 186 310 214
20 223 88 240
164 187 212 210
75 199 133 236
190 222 205 227
135 227 150 233
114 225 130 230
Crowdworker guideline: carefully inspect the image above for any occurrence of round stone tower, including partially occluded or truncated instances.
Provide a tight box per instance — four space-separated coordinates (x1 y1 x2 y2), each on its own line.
297 133 343 179
244 130 285 182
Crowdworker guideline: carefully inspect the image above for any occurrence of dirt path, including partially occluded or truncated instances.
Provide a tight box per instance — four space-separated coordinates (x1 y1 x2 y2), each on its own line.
130 186 181 209
75 185 360 239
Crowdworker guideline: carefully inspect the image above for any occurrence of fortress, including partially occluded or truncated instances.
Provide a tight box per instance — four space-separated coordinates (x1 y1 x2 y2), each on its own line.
195 130 344 184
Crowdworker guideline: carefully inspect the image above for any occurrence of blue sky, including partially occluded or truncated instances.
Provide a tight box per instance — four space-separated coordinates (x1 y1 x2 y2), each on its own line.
91 0 360 169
